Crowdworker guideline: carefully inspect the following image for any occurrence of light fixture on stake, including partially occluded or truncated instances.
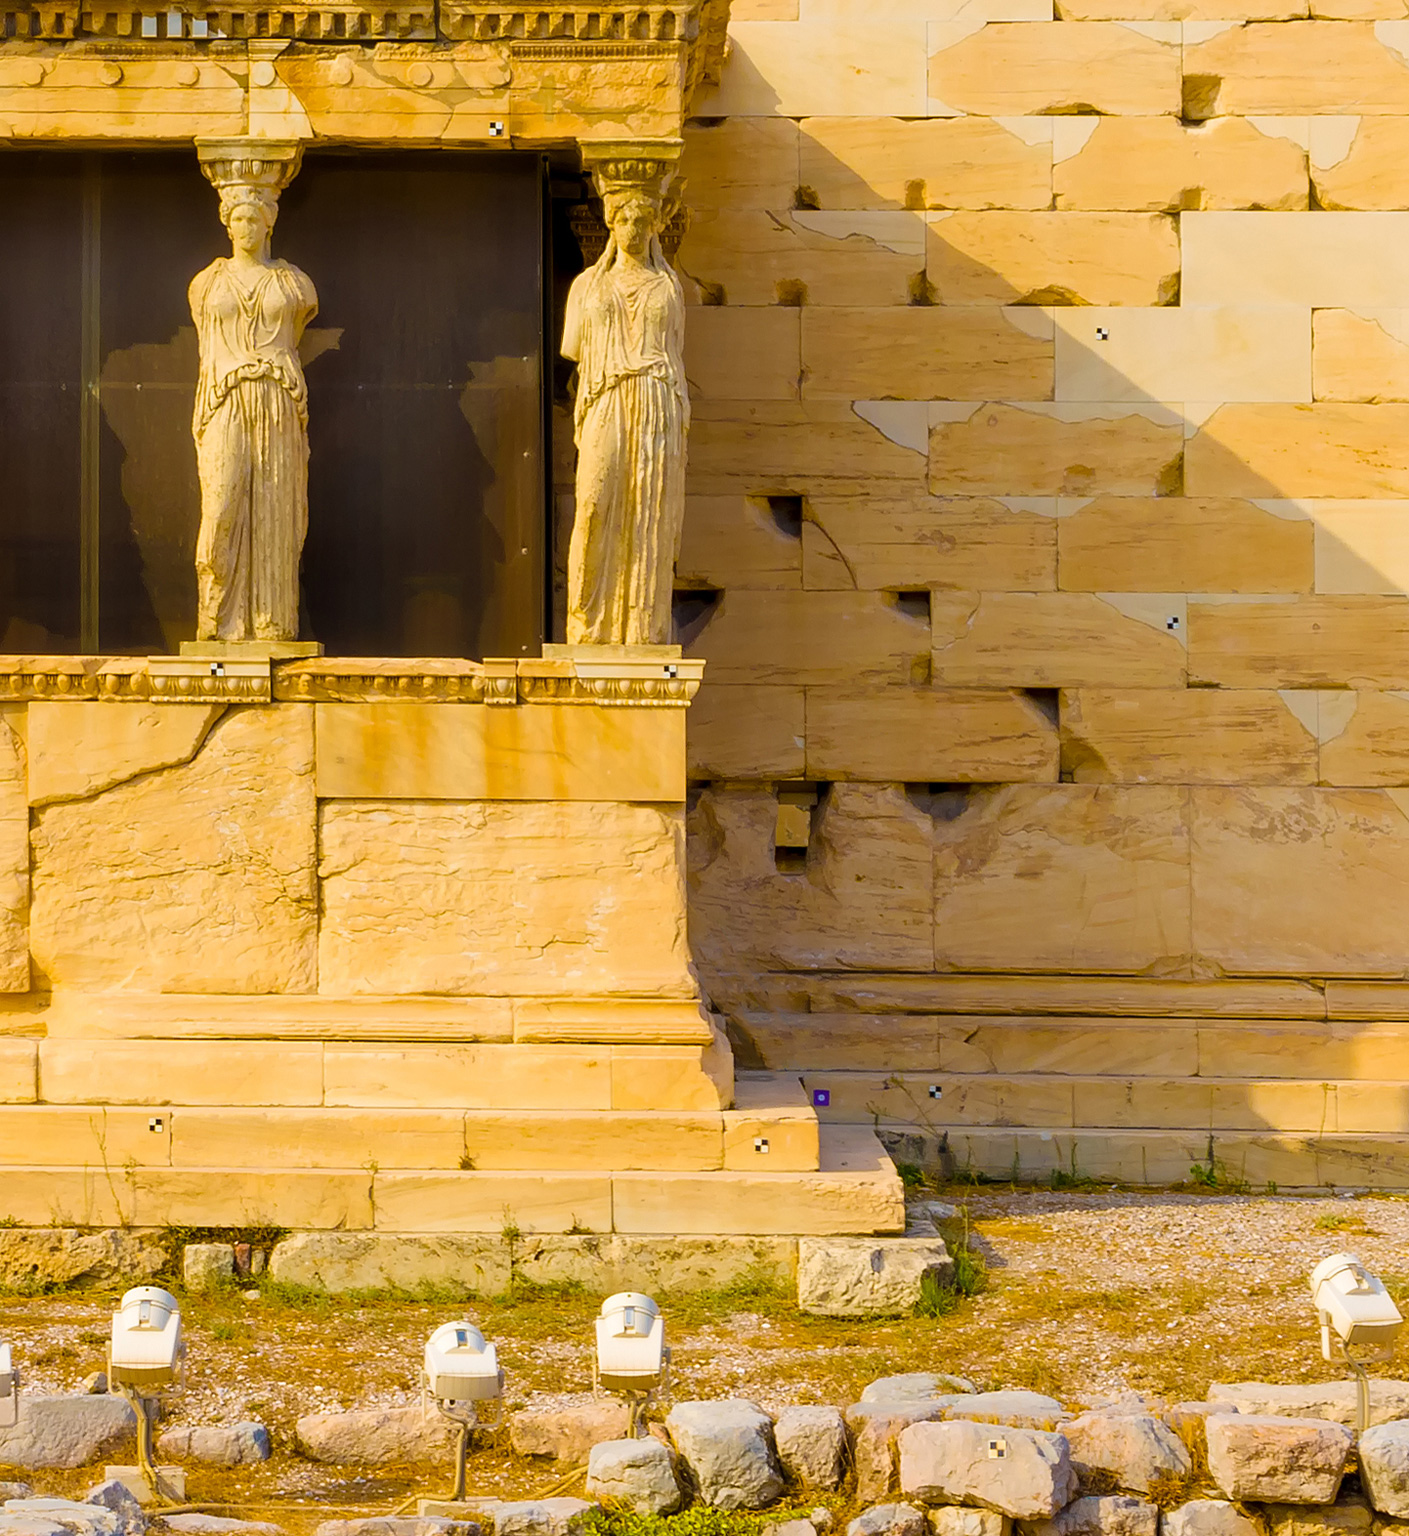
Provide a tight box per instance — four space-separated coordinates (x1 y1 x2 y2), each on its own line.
593 1292 669 1435
108 1286 186 1504
0 1340 18 1429
1310 1252 1403 1432
422 1322 504 1501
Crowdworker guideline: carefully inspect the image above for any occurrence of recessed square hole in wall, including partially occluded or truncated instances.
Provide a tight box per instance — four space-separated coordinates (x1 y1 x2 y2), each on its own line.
904 783 994 822
672 587 721 646
774 781 824 875
890 589 931 624
761 494 803 540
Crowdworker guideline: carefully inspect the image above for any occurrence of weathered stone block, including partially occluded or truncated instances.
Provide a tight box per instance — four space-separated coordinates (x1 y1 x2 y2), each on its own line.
0 707 27 993
586 1439 681 1516
295 1407 457 1465
1313 119 1409 209
1187 403 1409 498
1021 1496 1157 1536
1061 1414 1189 1494
665 1400 783 1510
1314 309 1409 401
0 1396 135 1469
155 1424 269 1467
1183 210 1409 306
797 1237 951 1318
0 1499 131 1536
1160 1501 1258 1536
493 1502 593 1536
1182 23 1409 116
945 1394 1069 1431
774 1406 845 1491
1207 1378 1409 1428
1260 1496 1372 1536
0 1230 165 1290
1188 595 1409 688
930 1512 1009 1536
688 684 804 781
510 1404 632 1463
181 1244 234 1294
678 496 803 591
319 801 692 997
847 1505 926 1536
1204 1413 1351 1502
683 118 801 213
686 307 800 402
846 1402 951 1506
898 1419 1077 1519
864 1376 975 1403
29 706 316 993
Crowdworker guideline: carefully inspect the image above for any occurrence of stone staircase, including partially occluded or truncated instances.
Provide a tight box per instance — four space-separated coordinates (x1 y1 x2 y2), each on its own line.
717 971 1409 1190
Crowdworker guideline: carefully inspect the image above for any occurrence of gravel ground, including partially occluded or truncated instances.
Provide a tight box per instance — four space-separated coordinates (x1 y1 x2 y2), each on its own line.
1 1190 1406 1519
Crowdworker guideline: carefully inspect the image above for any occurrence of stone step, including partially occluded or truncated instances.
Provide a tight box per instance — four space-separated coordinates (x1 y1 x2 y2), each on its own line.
0 1128 902 1234
803 1070 1409 1132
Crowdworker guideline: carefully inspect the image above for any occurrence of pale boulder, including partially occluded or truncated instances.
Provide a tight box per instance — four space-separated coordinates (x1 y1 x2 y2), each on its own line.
165 1520 283 1536
509 1402 632 1462
494 1500 593 1536
0 1231 165 1291
665 1400 783 1510
930 1512 1008 1536
585 1439 681 1516
1161 1502 1258 1536
797 1238 952 1318
181 1245 235 1293
898 1420 1077 1519
864 1375 976 1403
0 1489 32 1502
315 1522 479 1536
1021 1497 1156 1536
1062 1413 1190 1494
0 1503 128 1536
945 1394 1070 1431
847 1401 951 1504
295 1407 456 1465
1260 1497 1371 1536
1207 1379 1409 1430
1356 1421 1409 1517
156 1424 269 1467
774 1406 846 1491
847 1505 927 1536
1204 1413 1351 1503
0 1396 135 1469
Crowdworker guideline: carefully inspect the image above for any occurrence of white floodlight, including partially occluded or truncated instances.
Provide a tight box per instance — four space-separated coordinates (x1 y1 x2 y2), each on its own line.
422 1322 504 1501
1310 1253 1403 1431
108 1287 185 1504
0 1341 18 1429
593 1292 670 1432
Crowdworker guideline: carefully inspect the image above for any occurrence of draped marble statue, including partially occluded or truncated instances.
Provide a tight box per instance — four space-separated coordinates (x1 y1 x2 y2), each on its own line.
191 142 317 644
563 148 688 646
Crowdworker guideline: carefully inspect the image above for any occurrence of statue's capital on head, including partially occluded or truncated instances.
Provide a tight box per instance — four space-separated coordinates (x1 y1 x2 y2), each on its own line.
196 137 304 200
581 138 683 217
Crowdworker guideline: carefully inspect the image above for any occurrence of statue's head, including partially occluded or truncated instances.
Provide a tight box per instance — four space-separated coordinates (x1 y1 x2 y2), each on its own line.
219 185 278 258
604 190 659 259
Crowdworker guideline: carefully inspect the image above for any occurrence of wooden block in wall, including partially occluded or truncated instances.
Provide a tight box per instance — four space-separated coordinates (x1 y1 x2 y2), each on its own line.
1312 120 1409 210
932 592 1186 687
685 308 800 401
678 495 803 590
1055 116 1308 208
805 687 1059 781
931 783 1193 974
801 307 1052 401
1186 404 1409 498
1182 23 1409 116
1313 309 1409 400
926 211 1180 306
803 494 1056 592
1058 496 1313 592
688 683 805 779
1060 688 1318 784
798 116 1051 211
927 21 1181 116
929 404 1184 497
682 118 800 212
1191 784 1409 976
1188 595 1409 687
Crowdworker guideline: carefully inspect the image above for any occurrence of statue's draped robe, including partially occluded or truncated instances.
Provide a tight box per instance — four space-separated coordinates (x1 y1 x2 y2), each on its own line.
562 241 688 646
190 256 317 642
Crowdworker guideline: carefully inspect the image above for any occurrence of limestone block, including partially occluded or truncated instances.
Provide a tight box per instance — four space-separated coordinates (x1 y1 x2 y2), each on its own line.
1054 308 1310 403
806 688 1057 782
0 1498 132 1536
1183 23 1409 115
799 117 1050 212
171 1108 469 1171
586 1439 681 1516
1207 1378 1409 1428
1259 1499 1372 1536
688 684 805 780
928 404 1184 498
512 1403 632 1462
927 213 1177 306
688 401 927 494
319 802 692 997
677 209 922 308
847 1505 926 1536
1056 496 1313 593
29 706 316 994
511 1234 797 1294
156 1424 269 1467
797 1236 952 1317
931 1513 1009 1536
1022 1497 1157 1536
848 1403 951 1505
686 307 800 401
897 1419 1077 1519
1306 499 1409 592
937 1021 1192 1077
679 497 803 590
1188 595 1409 687
323 1045 610 1110
1312 119 1409 208
696 21 928 116
682 118 800 212
927 22 1180 115
0 708 27 994
295 1407 457 1465
460 1109 723 1170
123 1170 373 1231
774 1406 846 1491
181 1244 235 1292
83 1482 145 1534
490 1502 593 1536
0 1106 173 1168
803 495 1056 592
1347 1423 1409 1515
0 1396 135 1469
665 1400 783 1510
1204 1414 1350 1502
1314 310 1409 400
1061 1414 1190 1494
166 1520 280 1536
687 783 934 973
1186 404 1409 498
268 1232 510 1295
931 594 1186 688
25 704 224 806
0 1230 165 1289
314 705 683 803
1192 785 1409 975
801 308 1052 401
1320 690 1409 783
1054 117 1308 210
372 1172 613 1234
944 1394 1070 1431
316 1522 474 1536
686 590 930 687
1182 211 1409 306
40 1040 322 1107
1161 1503 1258 1536
609 1039 733 1112
931 784 1192 973
0 1484 33 1501
1059 689 1317 784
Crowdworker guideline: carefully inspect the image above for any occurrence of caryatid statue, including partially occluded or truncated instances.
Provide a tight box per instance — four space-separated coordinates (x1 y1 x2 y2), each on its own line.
191 140 317 644
562 142 688 647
